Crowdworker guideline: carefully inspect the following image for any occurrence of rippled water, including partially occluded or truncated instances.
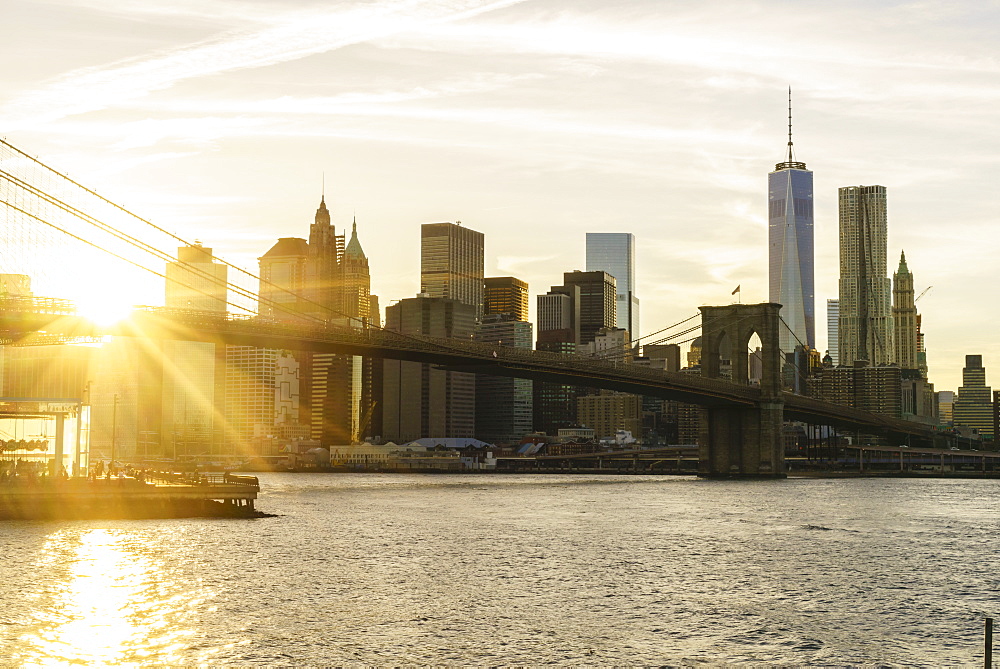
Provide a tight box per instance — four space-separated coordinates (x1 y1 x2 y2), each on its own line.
2 474 999 665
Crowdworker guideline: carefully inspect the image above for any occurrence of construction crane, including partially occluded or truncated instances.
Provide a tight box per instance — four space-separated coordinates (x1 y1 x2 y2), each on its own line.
916 286 933 302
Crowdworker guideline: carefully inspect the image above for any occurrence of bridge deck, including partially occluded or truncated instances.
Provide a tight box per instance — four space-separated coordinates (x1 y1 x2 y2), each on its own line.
0 300 951 443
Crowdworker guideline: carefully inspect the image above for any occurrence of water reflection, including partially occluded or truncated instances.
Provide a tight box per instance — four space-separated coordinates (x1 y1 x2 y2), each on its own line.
17 528 211 665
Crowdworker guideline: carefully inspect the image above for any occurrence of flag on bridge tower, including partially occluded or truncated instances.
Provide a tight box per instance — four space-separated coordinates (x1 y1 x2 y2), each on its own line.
732 284 741 304
731 285 741 295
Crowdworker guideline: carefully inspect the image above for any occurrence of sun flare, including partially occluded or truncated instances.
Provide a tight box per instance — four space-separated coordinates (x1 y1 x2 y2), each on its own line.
76 294 135 326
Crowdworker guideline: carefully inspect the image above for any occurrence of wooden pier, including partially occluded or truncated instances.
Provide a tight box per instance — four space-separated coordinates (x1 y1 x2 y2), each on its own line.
0 472 262 520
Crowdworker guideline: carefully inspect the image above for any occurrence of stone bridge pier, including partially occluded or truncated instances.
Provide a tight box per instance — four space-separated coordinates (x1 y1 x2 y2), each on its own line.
698 303 786 478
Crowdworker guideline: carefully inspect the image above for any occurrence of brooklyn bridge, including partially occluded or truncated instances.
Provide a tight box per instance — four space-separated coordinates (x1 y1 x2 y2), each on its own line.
0 138 954 478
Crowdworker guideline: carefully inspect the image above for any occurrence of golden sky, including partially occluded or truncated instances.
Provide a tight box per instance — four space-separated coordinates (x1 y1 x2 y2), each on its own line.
2 0 997 391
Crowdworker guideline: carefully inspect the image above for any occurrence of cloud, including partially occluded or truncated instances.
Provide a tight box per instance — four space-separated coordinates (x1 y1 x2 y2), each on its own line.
0 0 529 130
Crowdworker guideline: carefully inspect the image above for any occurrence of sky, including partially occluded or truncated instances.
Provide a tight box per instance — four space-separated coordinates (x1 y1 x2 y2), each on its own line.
1 0 998 393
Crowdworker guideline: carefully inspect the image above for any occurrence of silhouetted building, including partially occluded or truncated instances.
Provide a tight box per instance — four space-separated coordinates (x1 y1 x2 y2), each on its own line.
166 243 228 312
562 270 616 344
533 331 578 436
382 295 476 441
257 199 375 446
164 244 228 456
474 315 533 444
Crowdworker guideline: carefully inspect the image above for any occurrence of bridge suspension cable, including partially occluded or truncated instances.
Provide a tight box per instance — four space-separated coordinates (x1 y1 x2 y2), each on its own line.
0 139 529 361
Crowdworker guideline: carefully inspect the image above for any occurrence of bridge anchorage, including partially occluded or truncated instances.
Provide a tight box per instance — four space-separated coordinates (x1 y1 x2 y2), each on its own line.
698 303 785 479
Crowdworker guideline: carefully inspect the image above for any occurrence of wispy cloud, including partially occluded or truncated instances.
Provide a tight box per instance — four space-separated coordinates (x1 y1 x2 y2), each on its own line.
0 0 529 130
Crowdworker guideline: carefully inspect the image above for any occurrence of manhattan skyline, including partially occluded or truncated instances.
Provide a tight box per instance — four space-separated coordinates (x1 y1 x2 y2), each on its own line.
1 0 997 392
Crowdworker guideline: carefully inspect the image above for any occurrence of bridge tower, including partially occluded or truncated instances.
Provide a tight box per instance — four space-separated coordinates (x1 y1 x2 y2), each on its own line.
698 303 785 478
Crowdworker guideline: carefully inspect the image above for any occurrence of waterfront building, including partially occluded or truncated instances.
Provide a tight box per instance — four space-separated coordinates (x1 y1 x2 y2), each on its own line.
474 315 533 445
224 346 307 456
420 222 485 320
768 93 814 352
814 361 902 419
483 276 529 321
382 295 477 441
164 244 228 455
533 330 579 436
561 270 616 345
586 232 639 341
577 391 641 442
892 251 918 370
838 185 894 366
1 345 92 400
953 355 994 440
826 299 839 366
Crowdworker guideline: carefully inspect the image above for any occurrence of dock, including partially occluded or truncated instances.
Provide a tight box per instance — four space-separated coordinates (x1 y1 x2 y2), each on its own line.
0 472 262 520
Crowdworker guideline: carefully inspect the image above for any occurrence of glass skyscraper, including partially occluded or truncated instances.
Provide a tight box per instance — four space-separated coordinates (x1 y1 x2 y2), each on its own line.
585 232 639 340
768 104 814 354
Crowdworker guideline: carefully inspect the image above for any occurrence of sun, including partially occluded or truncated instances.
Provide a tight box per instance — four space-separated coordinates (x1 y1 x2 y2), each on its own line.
75 294 135 327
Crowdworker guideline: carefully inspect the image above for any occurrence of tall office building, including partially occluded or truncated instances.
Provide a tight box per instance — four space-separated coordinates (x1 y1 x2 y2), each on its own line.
483 276 529 321
586 233 639 340
477 276 532 444
474 315 533 444
838 185 894 366
892 251 918 370
382 296 477 441
533 284 581 435
953 355 994 440
826 299 839 366
163 244 228 455
165 243 228 312
937 390 955 426
421 222 484 320
257 197 372 446
768 92 814 352
561 270 616 344
537 285 580 344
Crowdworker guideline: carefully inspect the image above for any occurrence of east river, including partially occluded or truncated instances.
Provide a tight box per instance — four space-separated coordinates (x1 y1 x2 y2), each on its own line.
2 473 999 665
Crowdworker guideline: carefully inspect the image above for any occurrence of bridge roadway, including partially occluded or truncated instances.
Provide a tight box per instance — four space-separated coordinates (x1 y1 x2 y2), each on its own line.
0 299 948 445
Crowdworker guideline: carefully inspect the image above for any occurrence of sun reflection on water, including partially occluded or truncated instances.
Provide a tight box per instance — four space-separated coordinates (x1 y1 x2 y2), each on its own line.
16 528 214 665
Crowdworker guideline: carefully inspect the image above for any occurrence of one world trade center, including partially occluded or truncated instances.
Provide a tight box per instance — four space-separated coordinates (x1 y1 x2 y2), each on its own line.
768 89 814 354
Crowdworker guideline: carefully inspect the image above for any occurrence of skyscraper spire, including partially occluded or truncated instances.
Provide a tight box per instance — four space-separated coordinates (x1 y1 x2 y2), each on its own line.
776 87 806 171
787 86 794 163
